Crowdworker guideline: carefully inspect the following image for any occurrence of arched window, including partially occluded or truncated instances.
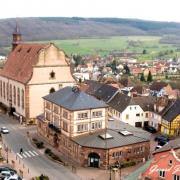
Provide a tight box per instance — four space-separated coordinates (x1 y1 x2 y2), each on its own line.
21 89 24 109
49 88 55 94
3 82 5 99
9 84 12 103
6 82 8 101
0 81 1 97
13 86 16 105
17 88 20 107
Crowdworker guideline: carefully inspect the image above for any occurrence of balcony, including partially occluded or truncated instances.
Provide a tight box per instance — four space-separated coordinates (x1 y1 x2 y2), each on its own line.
48 123 61 133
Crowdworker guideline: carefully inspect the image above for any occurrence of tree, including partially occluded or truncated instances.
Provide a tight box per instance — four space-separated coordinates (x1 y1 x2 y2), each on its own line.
142 49 147 54
123 64 130 75
140 73 145 81
147 71 153 82
73 54 82 67
111 60 117 72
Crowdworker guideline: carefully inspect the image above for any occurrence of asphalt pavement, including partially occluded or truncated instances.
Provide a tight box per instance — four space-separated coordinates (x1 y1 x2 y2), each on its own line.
0 114 80 180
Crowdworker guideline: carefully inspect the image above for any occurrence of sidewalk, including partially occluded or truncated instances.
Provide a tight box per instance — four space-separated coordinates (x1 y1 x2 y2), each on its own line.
31 132 147 180
0 141 34 180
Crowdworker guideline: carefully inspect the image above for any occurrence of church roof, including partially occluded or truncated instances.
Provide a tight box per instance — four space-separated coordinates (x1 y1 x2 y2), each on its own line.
0 43 48 84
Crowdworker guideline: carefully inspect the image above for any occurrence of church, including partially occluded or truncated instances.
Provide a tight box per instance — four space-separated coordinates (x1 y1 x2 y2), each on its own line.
0 23 75 124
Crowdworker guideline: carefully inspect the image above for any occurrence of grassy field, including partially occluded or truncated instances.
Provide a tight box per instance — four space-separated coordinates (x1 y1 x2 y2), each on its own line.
30 36 180 60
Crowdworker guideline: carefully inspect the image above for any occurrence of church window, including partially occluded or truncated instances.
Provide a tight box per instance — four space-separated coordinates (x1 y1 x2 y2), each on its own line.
50 71 55 79
49 88 55 94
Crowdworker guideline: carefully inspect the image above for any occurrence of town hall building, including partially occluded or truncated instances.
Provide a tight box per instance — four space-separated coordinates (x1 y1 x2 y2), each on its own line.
0 23 75 124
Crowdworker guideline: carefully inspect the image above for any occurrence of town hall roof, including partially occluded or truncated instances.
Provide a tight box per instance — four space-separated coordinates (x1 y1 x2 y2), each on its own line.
73 120 150 149
43 86 108 111
0 43 48 84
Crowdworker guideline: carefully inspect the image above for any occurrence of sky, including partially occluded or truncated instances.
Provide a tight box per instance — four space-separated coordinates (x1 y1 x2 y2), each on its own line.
1 0 180 22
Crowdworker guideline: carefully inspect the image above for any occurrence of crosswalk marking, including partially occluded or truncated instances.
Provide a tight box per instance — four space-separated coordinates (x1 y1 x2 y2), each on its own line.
16 150 39 159
17 153 23 159
22 153 27 158
24 151 31 157
28 151 36 156
33 150 38 155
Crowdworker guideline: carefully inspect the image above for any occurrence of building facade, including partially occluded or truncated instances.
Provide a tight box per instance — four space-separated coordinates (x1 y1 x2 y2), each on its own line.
37 86 150 169
0 24 75 123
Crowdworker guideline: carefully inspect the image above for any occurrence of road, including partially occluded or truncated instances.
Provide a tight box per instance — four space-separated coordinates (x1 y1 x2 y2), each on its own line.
0 114 80 180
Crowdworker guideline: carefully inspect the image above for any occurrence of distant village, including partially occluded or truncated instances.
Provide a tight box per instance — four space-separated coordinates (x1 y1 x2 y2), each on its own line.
0 23 179 180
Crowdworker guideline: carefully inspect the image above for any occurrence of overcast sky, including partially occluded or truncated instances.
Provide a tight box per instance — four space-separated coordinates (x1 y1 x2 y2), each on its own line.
1 0 180 22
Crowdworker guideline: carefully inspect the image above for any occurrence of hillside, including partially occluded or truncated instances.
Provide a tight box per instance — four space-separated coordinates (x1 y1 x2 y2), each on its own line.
1 17 180 55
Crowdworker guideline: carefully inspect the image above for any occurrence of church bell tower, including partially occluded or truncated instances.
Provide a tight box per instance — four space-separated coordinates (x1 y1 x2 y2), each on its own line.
12 21 22 51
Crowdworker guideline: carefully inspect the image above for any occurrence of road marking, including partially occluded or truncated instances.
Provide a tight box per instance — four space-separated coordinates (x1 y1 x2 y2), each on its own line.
33 150 38 155
28 151 36 156
24 151 31 157
22 153 27 158
17 153 23 159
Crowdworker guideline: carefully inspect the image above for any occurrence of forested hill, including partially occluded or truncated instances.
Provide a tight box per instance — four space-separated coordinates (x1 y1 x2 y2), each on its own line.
1 17 180 48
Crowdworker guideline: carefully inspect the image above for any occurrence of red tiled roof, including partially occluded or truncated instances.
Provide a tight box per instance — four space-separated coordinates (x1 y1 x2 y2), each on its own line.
0 43 48 84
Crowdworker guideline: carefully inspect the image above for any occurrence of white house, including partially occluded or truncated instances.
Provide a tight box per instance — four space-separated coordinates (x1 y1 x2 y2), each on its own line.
108 93 155 128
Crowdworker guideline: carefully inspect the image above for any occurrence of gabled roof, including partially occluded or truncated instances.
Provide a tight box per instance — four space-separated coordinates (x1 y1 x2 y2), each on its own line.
0 43 48 84
161 99 180 122
150 81 168 91
43 86 108 111
85 80 118 102
107 93 132 112
133 96 155 111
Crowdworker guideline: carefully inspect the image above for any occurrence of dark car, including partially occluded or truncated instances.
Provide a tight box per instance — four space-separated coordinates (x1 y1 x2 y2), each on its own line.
144 126 157 133
154 135 169 142
158 139 168 146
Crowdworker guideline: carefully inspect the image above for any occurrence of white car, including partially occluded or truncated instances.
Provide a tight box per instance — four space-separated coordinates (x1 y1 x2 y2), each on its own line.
1 170 15 177
1 127 9 134
4 174 22 180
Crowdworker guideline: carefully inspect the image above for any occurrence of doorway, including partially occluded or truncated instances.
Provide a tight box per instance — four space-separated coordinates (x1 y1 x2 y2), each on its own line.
88 152 100 168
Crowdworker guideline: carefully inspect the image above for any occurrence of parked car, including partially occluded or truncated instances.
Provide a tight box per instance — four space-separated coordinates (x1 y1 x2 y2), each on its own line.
154 135 169 142
158 140 168 146
4 174 22 180
0 170 15 177
1 127 9 134
0 167 16 174
144 126 157 133
155 145 162 150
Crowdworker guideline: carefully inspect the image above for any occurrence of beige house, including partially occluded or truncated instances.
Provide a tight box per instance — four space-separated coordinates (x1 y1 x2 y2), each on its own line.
37 86 150 169
0 24 75 123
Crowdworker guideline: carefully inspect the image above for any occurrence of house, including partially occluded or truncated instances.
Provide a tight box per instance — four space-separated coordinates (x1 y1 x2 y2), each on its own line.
160 99 180 137
149 81 176 98
37 86 150 169
108 93 155 128
130 85 149 97
141 138 180 180
0 23 75 123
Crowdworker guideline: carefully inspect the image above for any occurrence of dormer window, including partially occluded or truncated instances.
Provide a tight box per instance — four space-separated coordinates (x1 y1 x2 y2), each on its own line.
50 71 55 79
169 160 173 165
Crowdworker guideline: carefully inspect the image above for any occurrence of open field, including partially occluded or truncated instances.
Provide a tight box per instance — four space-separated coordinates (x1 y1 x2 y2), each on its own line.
32 36 180 60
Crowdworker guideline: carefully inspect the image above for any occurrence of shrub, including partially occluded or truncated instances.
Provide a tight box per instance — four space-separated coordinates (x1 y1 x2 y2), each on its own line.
32 138 38 142
35 142 44 149
44 148 51 154
121 160 136 168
